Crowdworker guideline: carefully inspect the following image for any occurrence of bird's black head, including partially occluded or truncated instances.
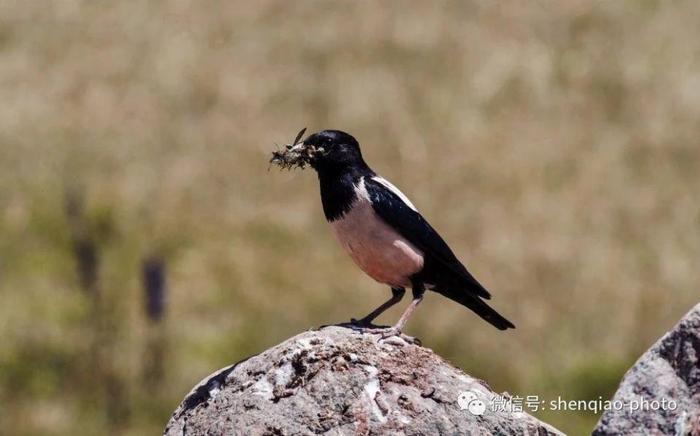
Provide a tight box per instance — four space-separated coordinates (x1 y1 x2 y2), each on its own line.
302 130 367 174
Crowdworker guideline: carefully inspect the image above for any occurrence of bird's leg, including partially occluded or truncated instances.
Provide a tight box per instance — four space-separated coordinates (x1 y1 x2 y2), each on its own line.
352 287 405 326
381 281 425 339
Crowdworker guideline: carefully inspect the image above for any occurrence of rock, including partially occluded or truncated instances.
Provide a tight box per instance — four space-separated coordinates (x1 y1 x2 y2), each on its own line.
164 325 563 436
593 303 700 436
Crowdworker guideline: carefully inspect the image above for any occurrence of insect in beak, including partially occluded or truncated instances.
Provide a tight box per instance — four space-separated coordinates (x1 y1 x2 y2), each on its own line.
286 127 307 154
269 127 315 170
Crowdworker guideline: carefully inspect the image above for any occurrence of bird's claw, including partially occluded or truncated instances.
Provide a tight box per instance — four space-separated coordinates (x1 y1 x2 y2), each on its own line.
375 327 421 345
336 321 420 345
378 327 401 339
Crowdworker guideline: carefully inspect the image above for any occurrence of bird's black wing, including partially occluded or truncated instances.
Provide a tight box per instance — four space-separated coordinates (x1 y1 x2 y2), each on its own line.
364 177 491 299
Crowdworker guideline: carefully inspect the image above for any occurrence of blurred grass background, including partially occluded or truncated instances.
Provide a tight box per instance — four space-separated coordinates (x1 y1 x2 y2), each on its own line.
1 1 699 434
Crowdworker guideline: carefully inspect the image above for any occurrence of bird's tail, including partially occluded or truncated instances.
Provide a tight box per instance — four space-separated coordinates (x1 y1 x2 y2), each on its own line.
435 288 515 330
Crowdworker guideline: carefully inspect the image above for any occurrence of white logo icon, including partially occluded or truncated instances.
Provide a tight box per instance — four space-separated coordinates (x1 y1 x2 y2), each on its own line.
468 399 486 415
457 391 477 410
457 390 486 415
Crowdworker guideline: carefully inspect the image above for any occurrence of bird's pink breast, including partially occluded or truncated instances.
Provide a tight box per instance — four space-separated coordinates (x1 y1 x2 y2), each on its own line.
330 196 424 288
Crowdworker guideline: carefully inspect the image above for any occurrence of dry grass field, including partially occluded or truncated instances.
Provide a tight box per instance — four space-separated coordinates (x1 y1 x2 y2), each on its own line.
1 1 699 434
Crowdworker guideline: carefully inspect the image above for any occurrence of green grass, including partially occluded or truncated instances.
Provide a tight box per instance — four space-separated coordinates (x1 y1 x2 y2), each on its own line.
1 1 699 434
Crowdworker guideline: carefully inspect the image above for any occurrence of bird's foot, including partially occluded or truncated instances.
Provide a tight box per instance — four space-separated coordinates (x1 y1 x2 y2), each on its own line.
332 321 420 345
378 327 401 339
375 327 421 345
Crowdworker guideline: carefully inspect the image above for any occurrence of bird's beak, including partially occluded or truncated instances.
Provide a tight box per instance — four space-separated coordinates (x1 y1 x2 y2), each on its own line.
290 140 321 166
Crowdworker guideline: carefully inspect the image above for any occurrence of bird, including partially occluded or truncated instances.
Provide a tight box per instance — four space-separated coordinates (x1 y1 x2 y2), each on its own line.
277 129 514 336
